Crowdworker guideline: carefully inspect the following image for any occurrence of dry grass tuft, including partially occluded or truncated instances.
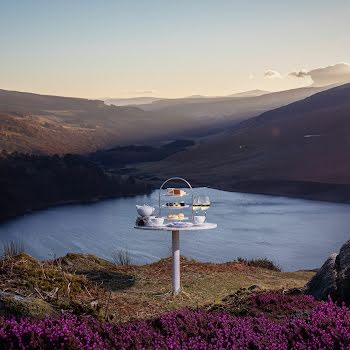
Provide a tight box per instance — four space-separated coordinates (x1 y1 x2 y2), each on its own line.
2 239 24 258
111 248 131 266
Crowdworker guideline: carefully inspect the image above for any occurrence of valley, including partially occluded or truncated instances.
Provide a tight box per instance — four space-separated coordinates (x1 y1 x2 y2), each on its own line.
0 86 329 154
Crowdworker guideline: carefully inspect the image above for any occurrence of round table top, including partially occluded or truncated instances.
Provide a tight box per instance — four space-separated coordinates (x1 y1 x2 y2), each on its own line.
134 222 217 231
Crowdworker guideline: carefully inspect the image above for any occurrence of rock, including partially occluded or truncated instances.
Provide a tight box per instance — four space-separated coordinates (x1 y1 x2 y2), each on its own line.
305 253 338 300
283 287 305 295
0 291 56 319
248 285 261 291
305 239 350 304
337 241 350 303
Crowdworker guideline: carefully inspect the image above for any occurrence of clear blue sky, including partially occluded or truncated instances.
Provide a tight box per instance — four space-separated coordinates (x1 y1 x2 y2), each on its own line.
1 0 349 98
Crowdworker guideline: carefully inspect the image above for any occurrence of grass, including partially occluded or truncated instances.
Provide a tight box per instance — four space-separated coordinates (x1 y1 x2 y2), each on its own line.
236 257 281 271
2 239 24 258
111 248 131 266
0 253 314 323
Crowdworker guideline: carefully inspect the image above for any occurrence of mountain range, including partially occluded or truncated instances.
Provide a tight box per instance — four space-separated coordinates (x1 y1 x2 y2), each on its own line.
0 87 327 154
104 89 269 106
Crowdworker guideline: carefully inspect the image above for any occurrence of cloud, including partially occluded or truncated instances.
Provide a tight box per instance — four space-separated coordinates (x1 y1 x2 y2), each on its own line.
289 69 308 78
289 63 350 86
264 70 282 79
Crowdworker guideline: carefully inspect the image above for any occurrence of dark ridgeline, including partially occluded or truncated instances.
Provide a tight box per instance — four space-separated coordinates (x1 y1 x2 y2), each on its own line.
0 140 195 222
0 151 151 222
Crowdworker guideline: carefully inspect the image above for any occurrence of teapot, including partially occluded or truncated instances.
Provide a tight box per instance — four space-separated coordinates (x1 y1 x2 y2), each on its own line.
136 204 157 217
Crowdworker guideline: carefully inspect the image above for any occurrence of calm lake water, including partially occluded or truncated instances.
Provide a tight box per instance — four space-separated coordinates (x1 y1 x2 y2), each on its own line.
0 188 349 271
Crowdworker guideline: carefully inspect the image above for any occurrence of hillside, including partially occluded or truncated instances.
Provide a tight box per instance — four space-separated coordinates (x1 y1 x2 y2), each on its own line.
0 87 329 154
0 253 313 322
0 90 209 154
136 83 350 202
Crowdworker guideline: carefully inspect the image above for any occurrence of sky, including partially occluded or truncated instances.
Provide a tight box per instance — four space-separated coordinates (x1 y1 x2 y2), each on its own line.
0 0 350 98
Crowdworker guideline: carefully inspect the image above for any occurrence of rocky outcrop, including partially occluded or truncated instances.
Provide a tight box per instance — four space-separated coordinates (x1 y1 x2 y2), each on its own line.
0 291 56 319
305 240 350 303
337 241 350 303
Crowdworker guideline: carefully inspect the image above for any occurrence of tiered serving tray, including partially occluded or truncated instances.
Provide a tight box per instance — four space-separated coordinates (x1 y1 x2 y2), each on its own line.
158 177 194 221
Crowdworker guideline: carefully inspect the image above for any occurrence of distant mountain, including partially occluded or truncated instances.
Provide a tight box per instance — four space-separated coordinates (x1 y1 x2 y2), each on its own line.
228 89 270 98
0 85 332 154
138 83 350 202
104 96 161 106
135 86 330 118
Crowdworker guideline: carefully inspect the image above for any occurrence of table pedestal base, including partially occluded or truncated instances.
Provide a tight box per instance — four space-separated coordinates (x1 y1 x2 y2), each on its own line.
172 230 181 295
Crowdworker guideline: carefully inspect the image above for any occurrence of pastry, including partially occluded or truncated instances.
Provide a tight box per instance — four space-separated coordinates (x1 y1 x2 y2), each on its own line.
167 213 185 220
166 188 186 196
166 188 175 195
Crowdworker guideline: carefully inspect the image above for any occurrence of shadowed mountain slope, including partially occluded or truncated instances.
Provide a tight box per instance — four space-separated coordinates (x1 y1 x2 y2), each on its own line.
137 83 350 201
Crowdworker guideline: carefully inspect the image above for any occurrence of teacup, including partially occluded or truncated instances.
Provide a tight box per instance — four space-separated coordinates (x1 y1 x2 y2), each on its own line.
194 215 206 225
146 217 165 227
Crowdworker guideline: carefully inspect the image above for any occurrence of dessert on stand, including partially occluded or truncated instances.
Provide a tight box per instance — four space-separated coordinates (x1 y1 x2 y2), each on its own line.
134 177 217 295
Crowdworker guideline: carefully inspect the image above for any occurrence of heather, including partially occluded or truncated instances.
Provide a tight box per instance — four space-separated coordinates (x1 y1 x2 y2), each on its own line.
210 290 319 318
0 295 349 350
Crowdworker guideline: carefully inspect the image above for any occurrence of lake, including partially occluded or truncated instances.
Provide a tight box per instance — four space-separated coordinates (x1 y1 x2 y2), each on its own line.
0 188 349 271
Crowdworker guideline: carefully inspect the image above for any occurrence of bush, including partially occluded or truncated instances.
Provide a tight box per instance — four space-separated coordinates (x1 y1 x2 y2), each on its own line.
211 290 319 317
111 248 131 266
237 257 281 271
0 296 350 349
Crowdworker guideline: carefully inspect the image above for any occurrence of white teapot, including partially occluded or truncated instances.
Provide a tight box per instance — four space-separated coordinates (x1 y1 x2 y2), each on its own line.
136 204 157 217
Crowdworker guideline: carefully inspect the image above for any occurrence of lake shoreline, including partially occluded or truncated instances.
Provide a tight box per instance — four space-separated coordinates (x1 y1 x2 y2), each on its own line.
0 188 154 224
2 179 350 224
1 187 349 271
215 180 350 204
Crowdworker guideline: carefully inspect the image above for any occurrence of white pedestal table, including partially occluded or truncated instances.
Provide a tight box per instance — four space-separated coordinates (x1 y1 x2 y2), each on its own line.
134 223 217 295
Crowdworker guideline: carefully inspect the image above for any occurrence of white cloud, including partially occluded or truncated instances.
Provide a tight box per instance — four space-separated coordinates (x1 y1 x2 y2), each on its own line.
264 70 282 79
289 63 350 86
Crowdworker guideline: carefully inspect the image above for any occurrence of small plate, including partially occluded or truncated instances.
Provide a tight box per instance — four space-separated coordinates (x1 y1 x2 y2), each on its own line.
165 217 189 221
167 222 193 228
162 205 190 209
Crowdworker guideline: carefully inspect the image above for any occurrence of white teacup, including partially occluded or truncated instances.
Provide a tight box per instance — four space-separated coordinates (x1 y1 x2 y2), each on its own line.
194 215 206 225
147 217 165 227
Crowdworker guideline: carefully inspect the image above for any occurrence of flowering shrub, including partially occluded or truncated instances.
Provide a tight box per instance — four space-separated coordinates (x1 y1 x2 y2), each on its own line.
211 290 319 318
248 291 319 317
0 295 350 349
